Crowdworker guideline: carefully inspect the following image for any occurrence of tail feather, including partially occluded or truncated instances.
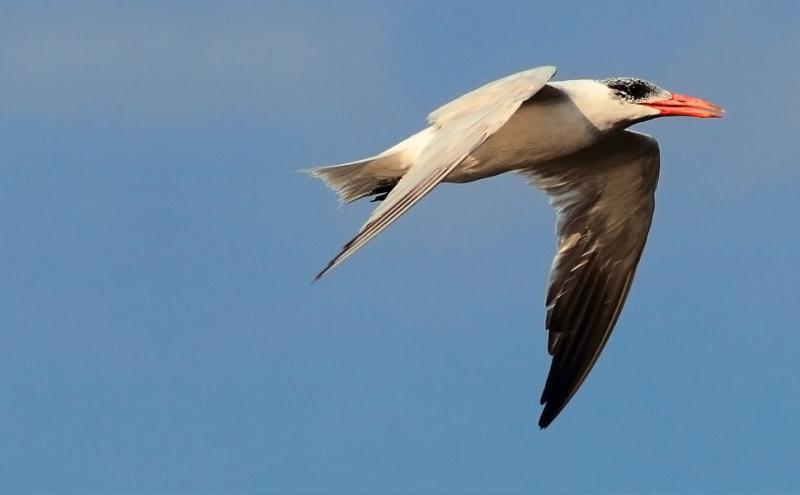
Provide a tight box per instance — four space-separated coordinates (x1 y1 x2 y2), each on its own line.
304 153 402 204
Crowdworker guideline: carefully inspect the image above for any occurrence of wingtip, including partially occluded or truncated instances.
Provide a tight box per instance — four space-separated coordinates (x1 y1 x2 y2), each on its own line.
534 65 558 79
517 65 557 82
313 251 345 283
538 387 567 428
312 264 332 283
537 405 558 429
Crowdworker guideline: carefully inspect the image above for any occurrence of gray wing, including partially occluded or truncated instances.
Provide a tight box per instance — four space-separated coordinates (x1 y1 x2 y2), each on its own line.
517 131 661 428
315 66 557 280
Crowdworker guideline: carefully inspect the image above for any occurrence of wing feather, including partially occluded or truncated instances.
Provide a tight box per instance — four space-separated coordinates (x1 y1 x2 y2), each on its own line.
315 66 557 280
518 131 661 428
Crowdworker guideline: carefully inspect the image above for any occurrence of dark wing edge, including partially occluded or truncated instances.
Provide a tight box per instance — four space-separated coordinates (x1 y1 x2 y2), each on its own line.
518 131 661 428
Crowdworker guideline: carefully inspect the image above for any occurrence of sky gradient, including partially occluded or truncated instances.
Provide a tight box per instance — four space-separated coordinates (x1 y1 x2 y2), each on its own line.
1 1 799 493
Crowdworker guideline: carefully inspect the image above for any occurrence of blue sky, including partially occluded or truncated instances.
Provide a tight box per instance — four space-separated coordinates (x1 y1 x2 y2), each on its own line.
1 1 798 493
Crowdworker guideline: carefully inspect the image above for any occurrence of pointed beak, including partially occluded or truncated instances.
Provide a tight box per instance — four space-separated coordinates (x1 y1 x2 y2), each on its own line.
641 93 725 118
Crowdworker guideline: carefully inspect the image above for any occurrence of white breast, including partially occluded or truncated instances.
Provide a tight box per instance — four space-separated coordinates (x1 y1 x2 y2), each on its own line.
445 82 609 183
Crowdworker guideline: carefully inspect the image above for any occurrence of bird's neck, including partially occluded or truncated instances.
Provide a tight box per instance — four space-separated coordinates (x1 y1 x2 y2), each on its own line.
549 80 655 133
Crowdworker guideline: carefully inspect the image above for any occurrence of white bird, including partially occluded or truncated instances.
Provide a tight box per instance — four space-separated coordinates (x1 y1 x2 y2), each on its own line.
306 65 723 428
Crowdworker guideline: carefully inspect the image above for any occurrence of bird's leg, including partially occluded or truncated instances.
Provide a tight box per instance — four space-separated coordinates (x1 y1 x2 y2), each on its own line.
368 179 398 202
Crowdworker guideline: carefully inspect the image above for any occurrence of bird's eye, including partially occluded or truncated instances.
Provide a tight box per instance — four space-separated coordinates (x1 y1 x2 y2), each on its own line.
603 78 664 102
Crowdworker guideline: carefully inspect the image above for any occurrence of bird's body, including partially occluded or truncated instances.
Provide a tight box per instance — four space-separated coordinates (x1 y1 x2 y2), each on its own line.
448 81 616 181
342 79 649 186
306 66 723 428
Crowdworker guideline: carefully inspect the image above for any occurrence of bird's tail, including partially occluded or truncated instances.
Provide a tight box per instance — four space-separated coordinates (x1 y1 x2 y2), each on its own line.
303 153 403 204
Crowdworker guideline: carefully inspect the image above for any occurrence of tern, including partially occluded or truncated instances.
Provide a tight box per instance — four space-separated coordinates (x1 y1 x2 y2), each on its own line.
306 65 723 428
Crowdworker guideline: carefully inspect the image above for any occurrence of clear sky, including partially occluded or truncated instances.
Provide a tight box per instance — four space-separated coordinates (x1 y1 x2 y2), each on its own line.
1 1 798 493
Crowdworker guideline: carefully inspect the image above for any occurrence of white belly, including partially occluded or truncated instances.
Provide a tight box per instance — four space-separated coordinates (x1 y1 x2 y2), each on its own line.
444 89 604 183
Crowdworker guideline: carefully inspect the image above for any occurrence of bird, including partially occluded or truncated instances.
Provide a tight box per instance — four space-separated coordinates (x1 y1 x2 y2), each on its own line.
305 65 723 428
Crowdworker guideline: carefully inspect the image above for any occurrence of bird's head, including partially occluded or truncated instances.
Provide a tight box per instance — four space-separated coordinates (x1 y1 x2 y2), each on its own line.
552 77 724 132
600 77 725 123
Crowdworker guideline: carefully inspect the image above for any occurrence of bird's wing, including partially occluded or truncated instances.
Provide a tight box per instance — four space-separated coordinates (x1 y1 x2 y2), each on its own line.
517 130 661 428
315 65 557 280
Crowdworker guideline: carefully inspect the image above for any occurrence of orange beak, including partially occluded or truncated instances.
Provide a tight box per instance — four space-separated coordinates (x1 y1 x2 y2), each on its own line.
641 93 725 118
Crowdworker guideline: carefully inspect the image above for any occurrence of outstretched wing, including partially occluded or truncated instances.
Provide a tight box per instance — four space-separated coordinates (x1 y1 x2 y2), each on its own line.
315 66 557 280
518 131 661 428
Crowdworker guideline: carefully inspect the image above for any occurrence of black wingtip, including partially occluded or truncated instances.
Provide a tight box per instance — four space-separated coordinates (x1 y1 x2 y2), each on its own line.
312 255 340 283
538 404 559 429
312 267 328 284
311 267 329 284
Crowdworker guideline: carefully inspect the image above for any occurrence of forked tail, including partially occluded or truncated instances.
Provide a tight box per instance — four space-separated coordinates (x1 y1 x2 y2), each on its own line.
304 153 403 204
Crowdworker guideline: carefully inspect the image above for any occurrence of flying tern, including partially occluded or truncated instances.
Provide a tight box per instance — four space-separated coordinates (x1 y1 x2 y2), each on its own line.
306 65 723 428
